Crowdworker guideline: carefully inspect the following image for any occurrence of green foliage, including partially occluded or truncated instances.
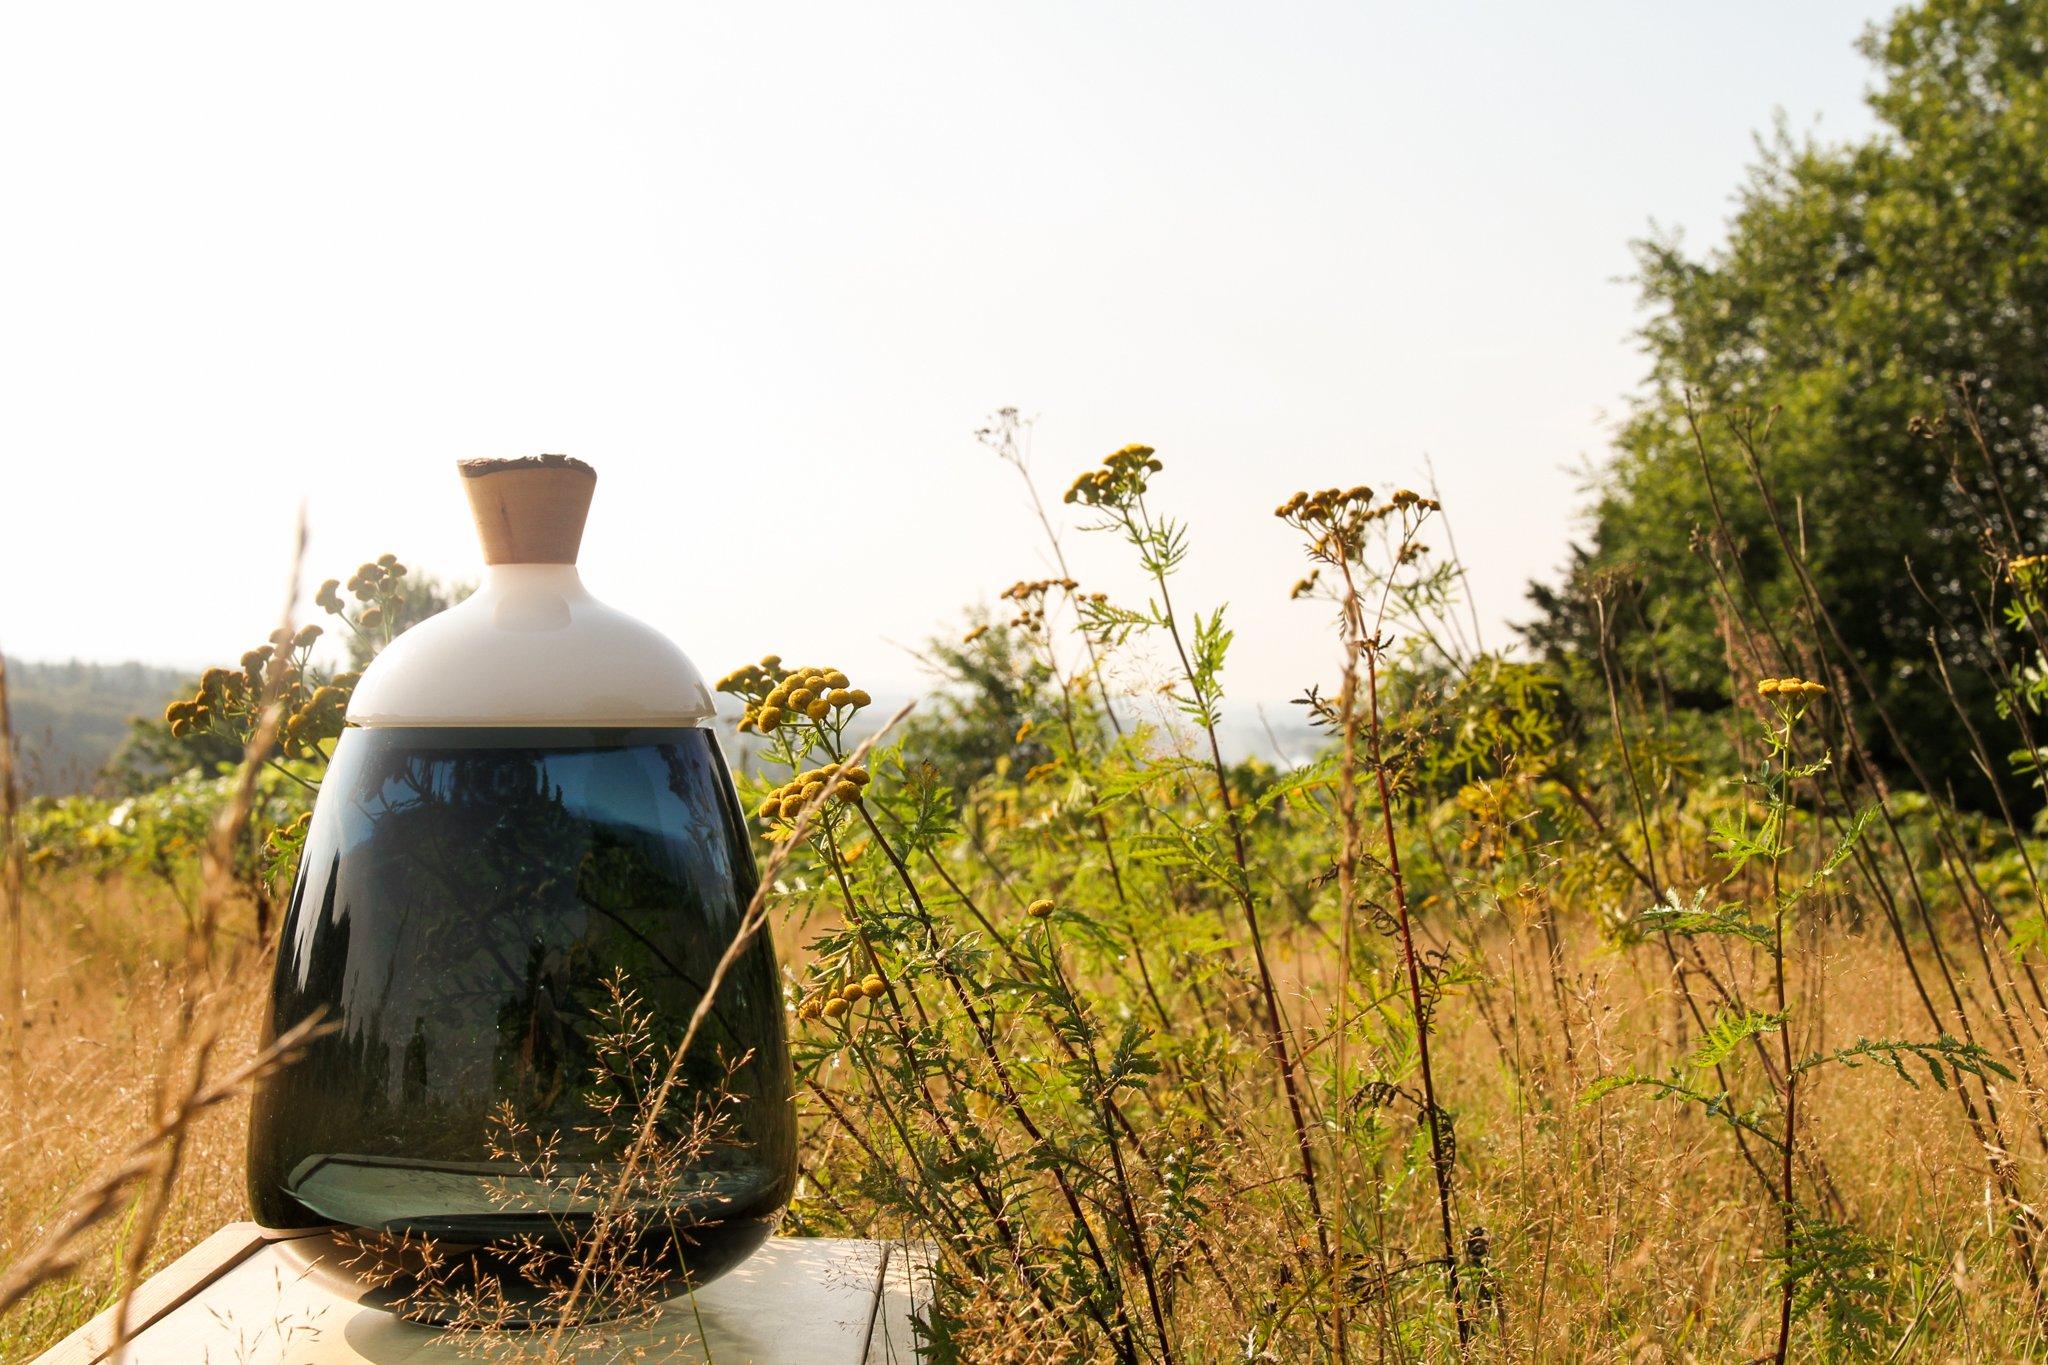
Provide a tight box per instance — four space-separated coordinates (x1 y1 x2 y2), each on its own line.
1795 1035 2013 1089
1527 0 2048 802
21 761 313 928
900 610 1062 794
1425 658 1569 785
1637 888 1775 948
1690 1008 1789 1073
1776 1214 1899 1360
1579 1069 1782 1148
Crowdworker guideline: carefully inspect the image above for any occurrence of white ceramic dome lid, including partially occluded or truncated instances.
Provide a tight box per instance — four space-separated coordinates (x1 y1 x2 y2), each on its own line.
344 456 715 728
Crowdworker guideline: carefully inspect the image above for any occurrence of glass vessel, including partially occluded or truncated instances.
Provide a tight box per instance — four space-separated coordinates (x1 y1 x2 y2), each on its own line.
245 457 793 1324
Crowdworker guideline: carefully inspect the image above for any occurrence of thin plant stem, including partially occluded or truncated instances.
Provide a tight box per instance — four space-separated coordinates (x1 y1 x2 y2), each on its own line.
1365 643 1469 1349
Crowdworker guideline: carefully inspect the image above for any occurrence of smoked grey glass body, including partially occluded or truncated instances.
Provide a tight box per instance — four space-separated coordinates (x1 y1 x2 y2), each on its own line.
246 725 793 1304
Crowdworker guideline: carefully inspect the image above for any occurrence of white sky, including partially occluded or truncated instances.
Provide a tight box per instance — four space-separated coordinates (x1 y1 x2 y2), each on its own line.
1 2 1896 701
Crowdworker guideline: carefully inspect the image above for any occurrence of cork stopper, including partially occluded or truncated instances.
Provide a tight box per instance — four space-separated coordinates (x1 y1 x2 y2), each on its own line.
458 455 597 565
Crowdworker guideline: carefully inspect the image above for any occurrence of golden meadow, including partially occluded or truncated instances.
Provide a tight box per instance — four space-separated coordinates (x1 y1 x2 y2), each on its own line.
3 401 2048 1360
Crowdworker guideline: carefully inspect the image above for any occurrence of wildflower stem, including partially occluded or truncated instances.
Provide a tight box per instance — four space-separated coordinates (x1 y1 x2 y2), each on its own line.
1770 713 1797 1365
1365 642 1468 1349
1043 921 1178 1363
1125 499 1331 1272
851 803 1146 1362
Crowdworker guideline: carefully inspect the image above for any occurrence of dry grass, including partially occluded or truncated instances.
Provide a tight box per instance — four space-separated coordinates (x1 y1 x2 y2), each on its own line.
1442 921 2039 1359
3 859 2043 1359
0 870 264 1360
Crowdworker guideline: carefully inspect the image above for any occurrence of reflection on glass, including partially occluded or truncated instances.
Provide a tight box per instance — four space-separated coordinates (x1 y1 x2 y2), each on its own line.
246 726 793 1315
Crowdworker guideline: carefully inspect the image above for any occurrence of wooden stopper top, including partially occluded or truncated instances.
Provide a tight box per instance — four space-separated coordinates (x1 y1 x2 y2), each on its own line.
458 455 597 565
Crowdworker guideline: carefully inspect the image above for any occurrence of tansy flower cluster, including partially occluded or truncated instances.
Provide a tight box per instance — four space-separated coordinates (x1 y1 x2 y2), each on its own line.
1275 485 1440 562
796 971 888 1023
1275 486 1374 523
280 680 354 759
316 553 410 633
999 578 1105 633
755 762 870 823
715 656 873 734
1757 676 1827 699
266 809 313 858
1063 444 1163 508
2013 553 2047 612
162 626 359 760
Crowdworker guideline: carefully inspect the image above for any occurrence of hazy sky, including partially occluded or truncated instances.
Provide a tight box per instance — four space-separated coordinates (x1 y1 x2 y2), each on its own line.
2 2 1897 702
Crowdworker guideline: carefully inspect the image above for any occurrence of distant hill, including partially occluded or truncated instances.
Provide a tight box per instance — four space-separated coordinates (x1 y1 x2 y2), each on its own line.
2 660 1323 800
4 659 188 796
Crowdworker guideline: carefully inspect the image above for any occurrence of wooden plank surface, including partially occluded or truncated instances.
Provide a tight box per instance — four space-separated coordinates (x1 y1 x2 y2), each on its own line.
863 1241 932 1365
37 1230 919 1364
35 1222 290 1365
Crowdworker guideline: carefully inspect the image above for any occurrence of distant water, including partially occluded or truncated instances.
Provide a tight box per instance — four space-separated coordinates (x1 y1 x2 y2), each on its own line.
710 693 1323 774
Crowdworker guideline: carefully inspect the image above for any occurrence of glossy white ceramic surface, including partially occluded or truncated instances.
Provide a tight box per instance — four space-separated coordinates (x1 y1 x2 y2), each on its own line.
345 564 714 727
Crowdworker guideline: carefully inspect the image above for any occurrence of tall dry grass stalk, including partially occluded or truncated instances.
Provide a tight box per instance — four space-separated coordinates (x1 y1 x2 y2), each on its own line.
115 520 317 1355
0 1012 325 1322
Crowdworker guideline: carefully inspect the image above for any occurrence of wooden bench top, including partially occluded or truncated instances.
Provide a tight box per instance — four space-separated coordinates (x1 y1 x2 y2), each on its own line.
37 1226 927 1363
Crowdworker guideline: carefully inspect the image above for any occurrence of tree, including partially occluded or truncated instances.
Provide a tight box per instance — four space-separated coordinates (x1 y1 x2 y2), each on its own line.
1527 0 2048 806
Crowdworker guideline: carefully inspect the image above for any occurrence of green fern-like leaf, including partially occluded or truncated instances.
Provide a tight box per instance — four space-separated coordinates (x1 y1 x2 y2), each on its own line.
1795 1035 2014 1089
1638 888 1773 947
1689 1007 1787 1072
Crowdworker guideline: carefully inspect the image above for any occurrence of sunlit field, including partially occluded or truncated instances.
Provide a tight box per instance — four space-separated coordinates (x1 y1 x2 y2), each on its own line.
9 2 2048 1360
9 401 2048 1360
